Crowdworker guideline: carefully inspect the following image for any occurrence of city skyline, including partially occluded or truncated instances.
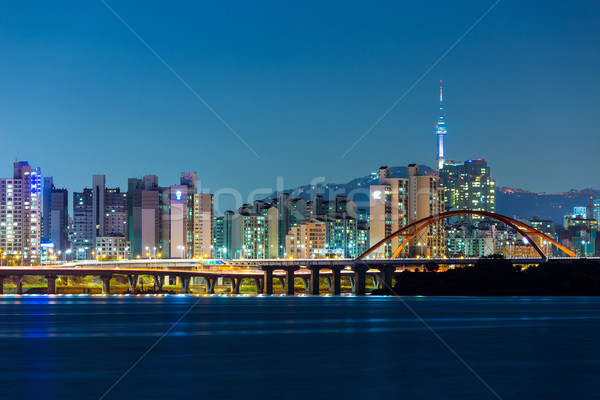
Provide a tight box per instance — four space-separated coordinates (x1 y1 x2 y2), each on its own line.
0 1 598 197
2 3 600 399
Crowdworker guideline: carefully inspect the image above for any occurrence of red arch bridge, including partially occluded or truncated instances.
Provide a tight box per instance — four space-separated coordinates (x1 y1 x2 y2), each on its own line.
0 211 594 296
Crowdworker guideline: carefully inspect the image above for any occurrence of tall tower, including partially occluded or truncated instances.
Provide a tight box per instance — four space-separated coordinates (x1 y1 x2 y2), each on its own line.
436 80 447 171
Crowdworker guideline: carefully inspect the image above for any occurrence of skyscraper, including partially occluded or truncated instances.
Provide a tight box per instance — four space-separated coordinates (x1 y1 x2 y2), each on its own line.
0 161 42 264
42 177 69 252
435 81 447 171
127 175 161 258
370 165 444 258
193 193 214 258
369 166 409 257
407 164 445 257
72 175 127 259
439 159 496 216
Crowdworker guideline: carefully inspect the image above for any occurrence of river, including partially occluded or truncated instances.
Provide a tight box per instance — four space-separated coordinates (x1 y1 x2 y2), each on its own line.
0 295 598 399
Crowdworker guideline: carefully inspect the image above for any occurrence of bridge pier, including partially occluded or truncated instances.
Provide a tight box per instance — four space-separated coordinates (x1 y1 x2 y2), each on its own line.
329 268 342 295
101 276 111 294
230 277 242 294
254 278 264 294
277 277 286 292
377 265 395 290
180 276 191 294
309 266 320 295
352 265 367 295
262 268 274 295
302 277 310 293
45 275 57 295
154 275 164 291
285 268 299 295
127 275 138 291
371 275 381 289
205 277 216 294
16 276 22 295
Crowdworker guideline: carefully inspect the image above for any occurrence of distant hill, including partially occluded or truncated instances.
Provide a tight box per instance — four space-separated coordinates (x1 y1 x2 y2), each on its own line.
265 165 436 210
265 165 596 223
495 187 596 222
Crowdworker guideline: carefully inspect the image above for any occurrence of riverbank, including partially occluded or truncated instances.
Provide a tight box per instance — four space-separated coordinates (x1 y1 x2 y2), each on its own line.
374 258 600 296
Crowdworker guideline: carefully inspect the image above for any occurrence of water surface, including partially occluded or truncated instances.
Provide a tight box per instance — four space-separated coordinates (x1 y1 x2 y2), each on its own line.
1 295 599 399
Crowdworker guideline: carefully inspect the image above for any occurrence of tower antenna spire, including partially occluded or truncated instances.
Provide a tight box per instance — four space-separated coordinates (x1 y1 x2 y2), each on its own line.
436 80 447 171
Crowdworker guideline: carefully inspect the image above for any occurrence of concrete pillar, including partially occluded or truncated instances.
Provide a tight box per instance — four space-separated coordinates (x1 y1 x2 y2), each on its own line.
309 267 320 295
127 275 138 290
101 276 111 294
379 265 395 289
180 276 191 294
263 269 273 295
230 278 241 294
16 276 22 295
353 265 367 295
254 278 263 294
205 277 216 294
154 275 164 291
0 276 4 295
278 277 286 292
45 275 57 295
348 275 356 292
330 268 341 295
302 277 310 293
285 269 296 296
372 274 381 289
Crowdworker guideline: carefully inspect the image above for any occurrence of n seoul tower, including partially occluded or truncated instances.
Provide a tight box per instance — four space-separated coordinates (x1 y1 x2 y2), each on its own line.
435 80 447 171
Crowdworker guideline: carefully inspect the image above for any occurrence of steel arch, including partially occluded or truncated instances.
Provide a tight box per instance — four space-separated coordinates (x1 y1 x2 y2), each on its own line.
357 210 576 260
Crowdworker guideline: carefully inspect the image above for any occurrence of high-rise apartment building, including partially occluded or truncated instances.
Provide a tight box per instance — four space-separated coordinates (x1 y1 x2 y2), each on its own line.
126 172 212 259
169 183 192 258
0 161 42 263
214 216 225 258
72 175 127 259
230 204 268 259
42 177 69 252
370 164 444 258
193 193 214 258
312 196 368 258
439 159 496 216
127 175 161 258
254 201 279 258
286 218 327 259
407 164 445 257
369 166 409 257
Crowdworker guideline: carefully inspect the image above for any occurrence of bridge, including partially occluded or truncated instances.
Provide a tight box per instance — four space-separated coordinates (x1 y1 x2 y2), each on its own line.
1 256 594 296
0 211 594 296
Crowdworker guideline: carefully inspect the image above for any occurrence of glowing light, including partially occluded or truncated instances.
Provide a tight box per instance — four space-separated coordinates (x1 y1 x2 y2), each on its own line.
175 190 183 201
372 190 382 200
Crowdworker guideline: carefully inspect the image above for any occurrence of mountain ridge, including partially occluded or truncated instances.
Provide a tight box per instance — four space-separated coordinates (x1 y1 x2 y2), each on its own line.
265 165 597 223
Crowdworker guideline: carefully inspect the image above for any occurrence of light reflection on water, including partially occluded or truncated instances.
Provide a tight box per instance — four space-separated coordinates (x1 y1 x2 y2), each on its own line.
1 296 599 400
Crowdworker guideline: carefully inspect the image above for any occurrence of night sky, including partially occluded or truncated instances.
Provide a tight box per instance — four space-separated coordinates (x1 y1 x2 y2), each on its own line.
1 1 598 211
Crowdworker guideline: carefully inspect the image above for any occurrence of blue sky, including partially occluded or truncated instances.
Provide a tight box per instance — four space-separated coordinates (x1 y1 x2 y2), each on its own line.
0 0 598 209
